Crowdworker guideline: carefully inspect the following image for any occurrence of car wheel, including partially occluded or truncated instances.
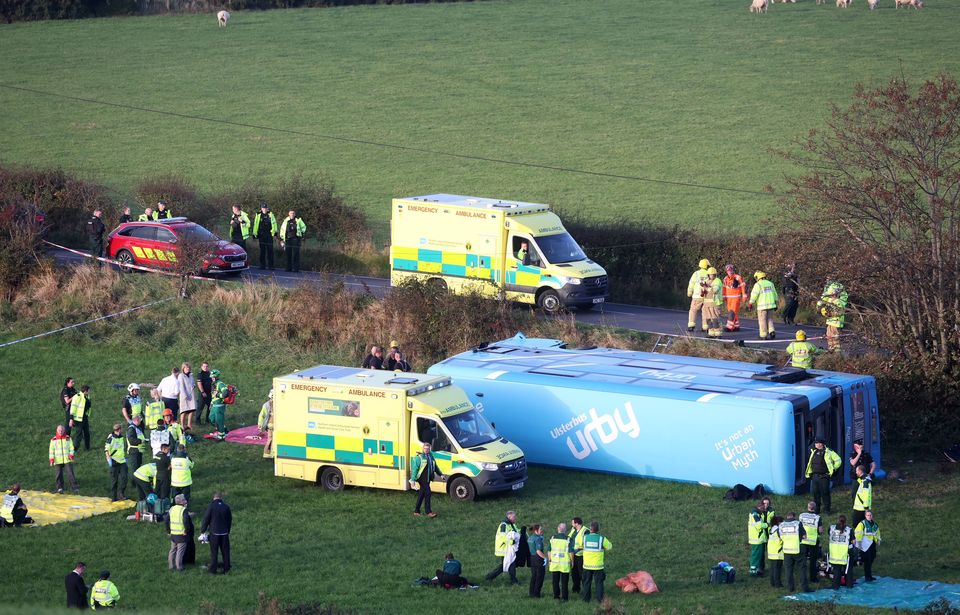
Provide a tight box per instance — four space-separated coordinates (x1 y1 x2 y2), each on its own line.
319 466 344 492
448 476 476 502
115 250 136 273
536 289 562 314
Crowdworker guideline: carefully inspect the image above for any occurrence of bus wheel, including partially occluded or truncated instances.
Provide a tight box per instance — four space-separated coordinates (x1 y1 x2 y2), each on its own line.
319 466 344 492
427 277 447 292
537 289 562 314
448 476 476 502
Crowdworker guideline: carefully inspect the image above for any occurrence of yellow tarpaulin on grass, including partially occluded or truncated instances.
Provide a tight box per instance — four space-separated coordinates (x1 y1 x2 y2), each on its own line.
19 491 134 527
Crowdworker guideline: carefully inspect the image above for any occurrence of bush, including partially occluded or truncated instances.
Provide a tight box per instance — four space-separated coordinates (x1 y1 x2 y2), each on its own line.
133 174 202 226
0 164 112 245
0 193 46 301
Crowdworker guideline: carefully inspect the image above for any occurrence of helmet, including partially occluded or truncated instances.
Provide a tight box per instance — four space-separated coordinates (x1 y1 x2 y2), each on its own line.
127 383 140 393
698 259 710 269
796 330 807 341
211 369 222 378
754 271 766 280
146 493 157 505
268 389 274 400
389 340 399 349
162 408 174 417
706 267 718 275
820 307 828 317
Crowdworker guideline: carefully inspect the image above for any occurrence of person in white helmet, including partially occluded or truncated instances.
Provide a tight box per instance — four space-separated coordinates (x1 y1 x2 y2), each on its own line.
122 383 143 425
258 390 274 459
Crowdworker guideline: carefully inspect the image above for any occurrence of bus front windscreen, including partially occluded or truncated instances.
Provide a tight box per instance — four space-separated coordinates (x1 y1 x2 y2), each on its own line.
443 409 500 448
533 233 587 264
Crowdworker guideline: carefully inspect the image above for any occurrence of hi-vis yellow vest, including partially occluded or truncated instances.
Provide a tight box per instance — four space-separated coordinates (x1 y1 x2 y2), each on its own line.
767 526 784 561
169 504 187 536
145 400 165 429
799 512 820 546
548 535 572 573
854 477 873 511
828 525 851 565
494 521 518 556
748 510 767 545
582 533 611 570
568 525 587 554
70 391 87 421
780 520 802 555
105 434 126 463
90 579 119 607
170 456 194 487
134 463 157 486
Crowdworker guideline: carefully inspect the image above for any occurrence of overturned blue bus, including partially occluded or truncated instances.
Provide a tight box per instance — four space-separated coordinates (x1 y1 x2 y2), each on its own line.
428 334 883 495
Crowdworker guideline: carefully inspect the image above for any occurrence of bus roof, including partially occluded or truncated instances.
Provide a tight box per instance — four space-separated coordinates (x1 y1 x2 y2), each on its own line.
276 365 450 393
396 194 551 215
429 336 873 408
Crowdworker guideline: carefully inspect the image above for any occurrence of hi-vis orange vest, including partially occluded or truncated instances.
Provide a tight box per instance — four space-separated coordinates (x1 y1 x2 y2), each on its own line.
723 274 747 300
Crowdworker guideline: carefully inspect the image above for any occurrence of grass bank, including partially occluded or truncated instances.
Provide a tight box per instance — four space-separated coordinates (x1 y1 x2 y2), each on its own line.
2 0 959 232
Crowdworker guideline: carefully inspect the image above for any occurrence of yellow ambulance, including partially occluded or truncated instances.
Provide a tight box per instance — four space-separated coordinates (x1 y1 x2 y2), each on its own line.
390 194 608 312
272 365 527 501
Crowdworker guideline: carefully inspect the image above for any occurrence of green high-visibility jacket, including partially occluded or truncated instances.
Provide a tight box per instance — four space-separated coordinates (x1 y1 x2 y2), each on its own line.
805 447 842 478
828 525 851 565
780 520 803 555
687 268 710 297
547 534 573 573
105 433 126 463
582 532 612 570
748 509 769 545
767 525 784 561
253 212 278 238
854 476 873 511
568 525 587 555
494 520 519 556
786 341 821 369
279 217 307 240
854 520 881 547
818 289 849 328
170 455 194 487
70 391 88 422
90 579 119 607
230 211 252 240
750 279 778 311
134 462 157 486
49 436 75 465
799 512 821 546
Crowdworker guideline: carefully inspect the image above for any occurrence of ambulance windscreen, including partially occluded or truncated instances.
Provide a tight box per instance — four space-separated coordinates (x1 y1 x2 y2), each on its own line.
443 409 500 448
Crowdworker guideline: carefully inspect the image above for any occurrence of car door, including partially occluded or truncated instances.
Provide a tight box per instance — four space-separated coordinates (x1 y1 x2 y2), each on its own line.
127 226 159 266
153 227 179 269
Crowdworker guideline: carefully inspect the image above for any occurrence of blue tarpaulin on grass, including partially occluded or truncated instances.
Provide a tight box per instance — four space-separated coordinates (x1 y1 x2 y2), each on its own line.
785 577 960 611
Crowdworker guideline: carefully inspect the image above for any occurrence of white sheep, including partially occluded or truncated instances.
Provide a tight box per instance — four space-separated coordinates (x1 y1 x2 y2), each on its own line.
867 0 878 8
895 0 923 7
836 0 851 7
217 10 231 27
750 0 769 13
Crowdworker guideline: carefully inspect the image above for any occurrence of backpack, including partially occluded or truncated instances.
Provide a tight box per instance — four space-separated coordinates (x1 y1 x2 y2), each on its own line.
224 385 238 405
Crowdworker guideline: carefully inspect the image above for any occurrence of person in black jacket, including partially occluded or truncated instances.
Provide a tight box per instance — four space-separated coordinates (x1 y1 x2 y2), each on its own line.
118 206 133 225
86 210 106 267
200 492 233 574
65 561 87 609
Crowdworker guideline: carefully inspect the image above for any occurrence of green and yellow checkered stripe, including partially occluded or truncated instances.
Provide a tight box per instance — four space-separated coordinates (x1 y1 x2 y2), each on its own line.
391 246 499 282
276 432 403 469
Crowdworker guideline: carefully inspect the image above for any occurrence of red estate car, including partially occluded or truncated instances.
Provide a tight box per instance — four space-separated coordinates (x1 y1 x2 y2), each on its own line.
107 218 248 274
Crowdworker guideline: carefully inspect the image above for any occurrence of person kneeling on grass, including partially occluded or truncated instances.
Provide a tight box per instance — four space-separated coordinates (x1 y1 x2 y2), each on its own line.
434 552 477 589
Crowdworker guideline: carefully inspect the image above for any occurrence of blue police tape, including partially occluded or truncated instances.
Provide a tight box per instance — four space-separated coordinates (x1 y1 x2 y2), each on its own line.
0 298 175 349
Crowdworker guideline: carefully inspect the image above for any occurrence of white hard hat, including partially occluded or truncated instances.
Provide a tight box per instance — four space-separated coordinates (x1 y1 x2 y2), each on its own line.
268 389 274 399
128 383 140 393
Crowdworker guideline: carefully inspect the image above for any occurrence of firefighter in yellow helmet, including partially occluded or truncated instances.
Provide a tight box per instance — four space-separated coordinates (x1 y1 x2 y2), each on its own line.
687 259 712 332
748 271 779 340
702 267 724 338
817 282 849 352
786 331 823 369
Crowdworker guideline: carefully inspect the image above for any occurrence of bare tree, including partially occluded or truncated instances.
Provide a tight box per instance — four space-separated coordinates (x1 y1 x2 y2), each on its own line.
170 230 218 299
780 75 960 373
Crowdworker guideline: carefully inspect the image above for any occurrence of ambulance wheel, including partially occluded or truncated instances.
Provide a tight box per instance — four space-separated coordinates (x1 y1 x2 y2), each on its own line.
536 289 561 314
448 476 476 502
116 250 136 273
319 466 344 492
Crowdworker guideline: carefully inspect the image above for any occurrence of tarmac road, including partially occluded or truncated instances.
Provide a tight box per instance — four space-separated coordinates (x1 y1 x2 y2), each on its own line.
51 246 826 352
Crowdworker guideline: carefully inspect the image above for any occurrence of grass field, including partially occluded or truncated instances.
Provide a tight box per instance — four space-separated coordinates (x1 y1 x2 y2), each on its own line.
2 0 959 235
2 271 960 614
